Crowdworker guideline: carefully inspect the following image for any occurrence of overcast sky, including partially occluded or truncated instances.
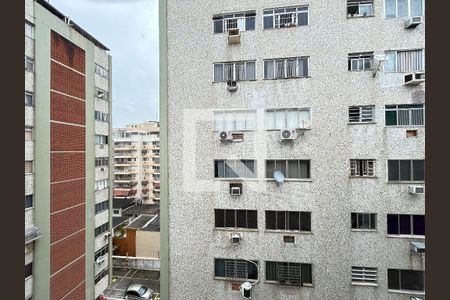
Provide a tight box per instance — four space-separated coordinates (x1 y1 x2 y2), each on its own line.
49 0 159 128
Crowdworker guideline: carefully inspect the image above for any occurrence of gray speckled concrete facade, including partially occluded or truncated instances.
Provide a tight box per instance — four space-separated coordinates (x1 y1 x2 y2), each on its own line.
164 0 425 299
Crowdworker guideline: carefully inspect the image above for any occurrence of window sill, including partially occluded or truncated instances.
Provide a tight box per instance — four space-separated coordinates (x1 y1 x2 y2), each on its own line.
265 280 313 287
387 289 425 295
348 122 376 125
214 277 258 283
386 235 425 239
263 25 308 31
385 125 425 128
351 282 378 287
214 228 259 232
25 207 34 211
263 76 311 81
349 176 377 179
265 178 313 182
346 15 375 19
386 181 425 184
348 69 373 72
214 178 259 182
265 230 312 234
351 229 377 233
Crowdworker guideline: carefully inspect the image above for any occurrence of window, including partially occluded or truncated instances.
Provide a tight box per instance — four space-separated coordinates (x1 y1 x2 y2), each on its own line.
214 209 257 229
25 22 35 39
25 56 34 72
113 209 121 215
351 266 377 284
347 1 374 17
95 222 109 237
95 111 109 122
349 105 375 123
351 213 377 230
214 160 257 179
265 261 312 286
214 259 258 280
95 135 109 145
263 6 309 29
384 49 425 72
385 104 424 126
213 61 256 82
388 269 424 292
348 53 373 71
264 57 309 79
213 11 256 33
25 195 33 209
265 108 311 129
385 0 424 18
95 179 109 191
95 64 109 79
265 160 310 179
95 157 109 167
25 161 33 174
25 127 33 140
95 245 108 261
95 87 109 100
25 91 33 106
95 268 109 284
387 214 425 236
95 201 109 214
214 110 256 131
387 160 425 182
25 262 33 279
350 159 375 177
265 211 311 231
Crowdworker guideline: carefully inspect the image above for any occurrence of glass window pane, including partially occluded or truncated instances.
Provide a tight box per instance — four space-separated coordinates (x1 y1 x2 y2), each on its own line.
236 210 247 228
266 111 275 129
413 160 425 181
247 261 258 280
215 209 224 227
213 20 223 33
244 160 256 178
300 212 311 231
266 211 276 229
247 210 257 229
398 0 409 17
246 62 256 80
225 209 236 227
264 60 274 79
385 110 397 126
214 64 223 82
299 110 310 123
388 160 399 181
299 160 310 179
351 213 357 229
214 112 223 131
234 111 246 130
266 160 275 178
288 211 300 230
287 160 300 179
399 160 412 181
300 58 308 77
362 214 370 229
215 259 225 277
399 215 411 234
224 112 234 130
263 16 273 29
411 0 423 16
235 63 245 81
275 160 287 176
266 261 277 281
401 270 424 291
215 160 225 178
286 110 299 128
235 160 247 178
246 111 256 130
384 51 396 71
275 110 286 129
301 264 312 284
387 214 399 234
370 214 377 229
388 269 400 289
298 12 308 25
246 16 255 30
224 63 234 81
360 4 373 16
413 215 425 235
276 211 286 230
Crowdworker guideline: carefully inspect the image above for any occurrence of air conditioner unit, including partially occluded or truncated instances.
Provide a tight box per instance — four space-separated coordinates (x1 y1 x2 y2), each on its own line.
404 71 425 85
410 241 425 253
99 144 104 149
97 92 105 99
404 16 423 29
280 129 298 140
230 183 243 196
230 232 241 243
219 131 233 141
104 232 111 239
408 185 425 194
96 255 106 264
227 80 238 92
298 120 312 130
228 28 241 44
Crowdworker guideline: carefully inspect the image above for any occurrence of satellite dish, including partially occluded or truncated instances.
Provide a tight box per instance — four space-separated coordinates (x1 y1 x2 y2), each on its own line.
273 171 285 186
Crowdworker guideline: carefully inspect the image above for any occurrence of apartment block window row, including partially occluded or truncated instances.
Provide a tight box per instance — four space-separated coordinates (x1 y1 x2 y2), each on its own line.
350 159 375 177
388 269 424 292
266 160 311 179
95 201 109 214
213 110 256 131
25 21 35 39
351 266 377 284
25 56 34 72
349 105 375 123
25 195 33 209
384 49 424 72
95 268 109 284
387 160 424 182
347 1 374 18
351 213 377 230
385 104 424 126
265 211 311 232
214 259 258 280
214 160 256 179
95 157 109 167
25 91 33 106
95 245 108 261
25 161 33 174
95 111 109 122
95 87 109 100
266 108 311 130
213 11 255 33
95 134 109 145
387 214 425 236
25 262 32 279
385 0 424 19
95 64 109 79
266 262 312 286
348 52 373 71
95 179 109 191
214 209 257 229
213 61 256 82
95 222 109 237
263 6 309 29
25 127 33 141
264 57 309 79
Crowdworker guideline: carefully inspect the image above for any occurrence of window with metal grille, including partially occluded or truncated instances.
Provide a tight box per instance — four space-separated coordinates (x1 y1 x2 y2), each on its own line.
215 209 257 229
349 106 375 123
25 195 33 209
387 214 425 236
265 211 311 231
348 52 373 71
351 266 377 284
95 135 109 145
351 213 377 230
388 269 424 292
265 108 311 129
95 157 109 167
263 6 309 29
350 159 375 177
213 61 256 82
95 201 109 214
95 179 109 191
385 104 424 126
387 160 424 182
25 56 34 72
214 110 257 131
95 64 109 79
385 0 424 19
214 160 257 179
25 22 35 39
214 259 258 280
265 261 312 286
95 268 109 284
25 91 33 106
95 111 109 122
213 11 255 33
95 222 109 237
95 245 109 261
264 57 309 79
25 262 33 279
265 160 310 179
347 1 374 17
384 49 425 72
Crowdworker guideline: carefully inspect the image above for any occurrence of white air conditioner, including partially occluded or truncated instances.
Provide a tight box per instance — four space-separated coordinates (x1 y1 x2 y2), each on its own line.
97 92 105 99
230 186 242 196
219 131 233 141
96 255 105 264
410 241 425 253
228 28 241 44
404 71 425 85
100 167 105 172
404 16 423 29
227 80 238 92
408 185 425 194
99 144 104 149
104 232 111 239
298 120 312 130
280 129 298 140
230 232 241 243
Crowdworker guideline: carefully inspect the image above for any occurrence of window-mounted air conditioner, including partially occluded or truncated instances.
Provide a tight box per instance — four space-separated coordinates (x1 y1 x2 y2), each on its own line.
404 16 423 29
99 144 104 149
103 232 111 239
408 185 425 194
404 71 425 85
97 92 105 99
280 128 298 140
230 182 243 196
230 232 241 243
227 80 238 92
228 28 241 44
410 241 425 253
95 255 106 264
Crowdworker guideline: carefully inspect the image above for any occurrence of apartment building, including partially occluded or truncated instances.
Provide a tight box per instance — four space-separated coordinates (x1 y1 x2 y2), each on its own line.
160 0 425 299
113 121 160 204
25 0 113 299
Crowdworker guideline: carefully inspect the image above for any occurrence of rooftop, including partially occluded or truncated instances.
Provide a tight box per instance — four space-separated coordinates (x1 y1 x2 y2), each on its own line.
113 198 135 209
126 214 159 231
123 203 160 217
112 216 131 229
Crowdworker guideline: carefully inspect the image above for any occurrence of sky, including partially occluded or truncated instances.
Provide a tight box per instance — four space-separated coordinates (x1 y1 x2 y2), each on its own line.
49 0 159 128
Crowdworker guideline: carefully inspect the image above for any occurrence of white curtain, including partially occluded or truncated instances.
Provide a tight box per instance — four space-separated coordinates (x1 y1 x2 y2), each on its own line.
275 110 286 129
234 111 246 130
237 18 245 31
246 62 256 80
384 51 396 72
264 60 274 79
224 112 234 130
214 112 223 131
286 110 299 128
214 64 223 82
266 111 275 129
246 111 256 130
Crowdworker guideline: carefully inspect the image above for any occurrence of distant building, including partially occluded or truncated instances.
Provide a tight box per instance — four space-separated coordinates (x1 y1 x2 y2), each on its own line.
113 121 160 204
25 0 112 299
